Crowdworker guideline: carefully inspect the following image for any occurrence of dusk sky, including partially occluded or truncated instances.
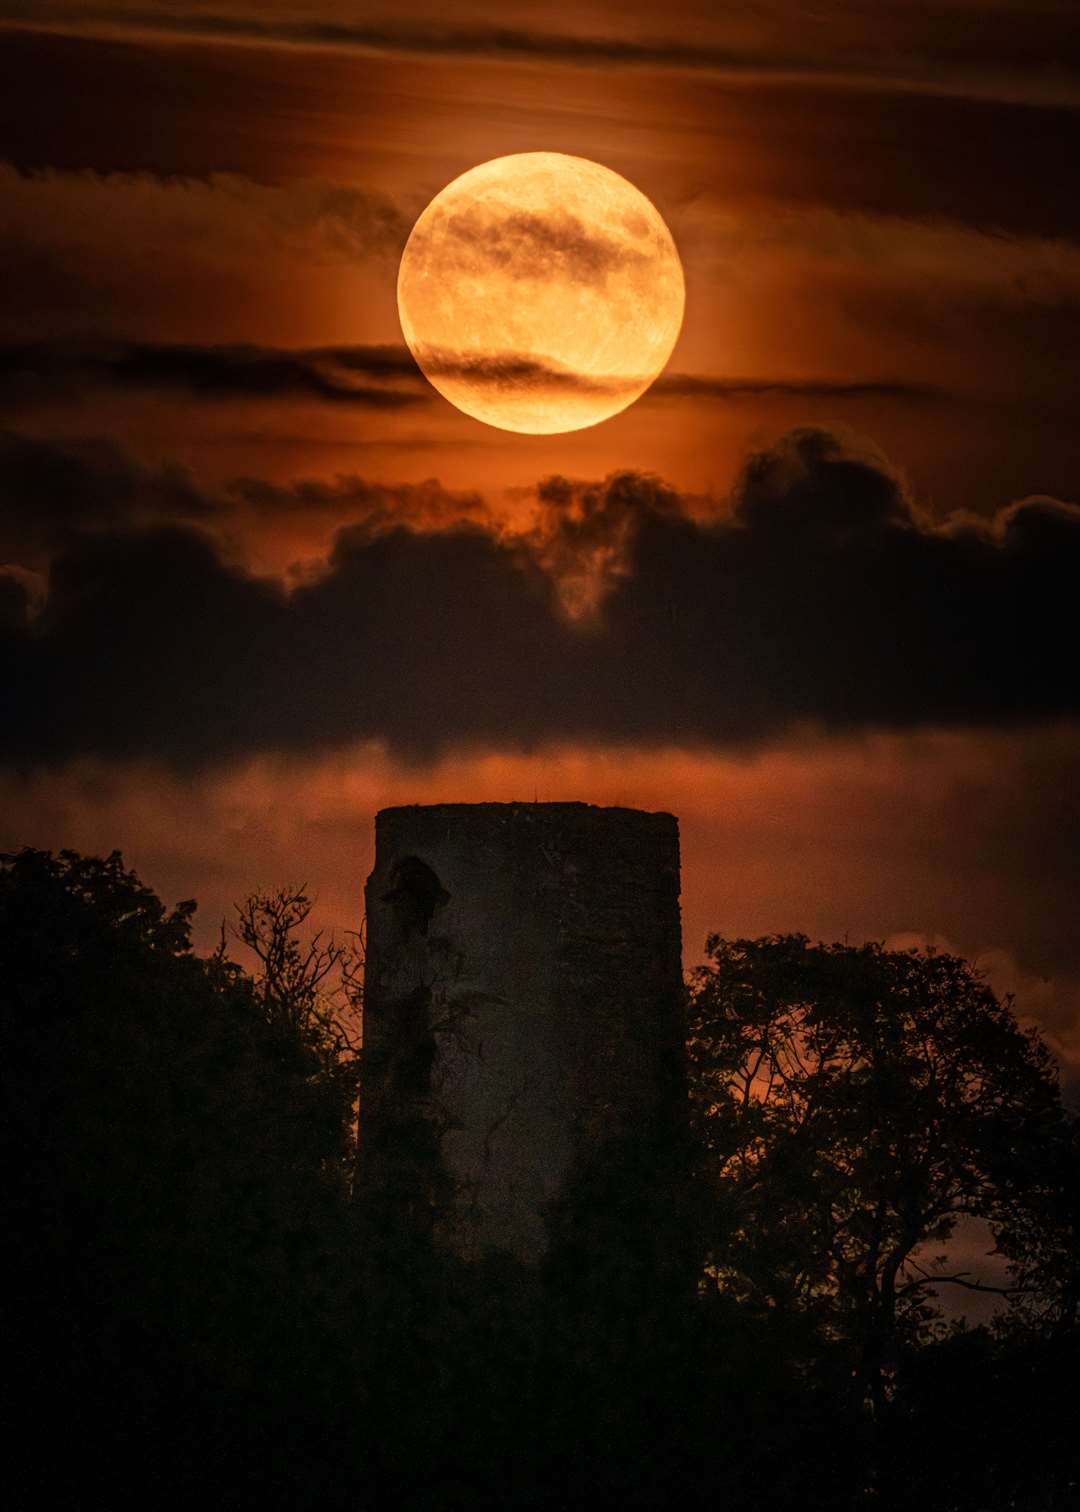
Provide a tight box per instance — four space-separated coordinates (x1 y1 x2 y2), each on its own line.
2 1 1079 1092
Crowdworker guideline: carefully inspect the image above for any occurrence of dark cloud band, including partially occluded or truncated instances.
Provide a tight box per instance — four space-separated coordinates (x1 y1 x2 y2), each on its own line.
0 339 945 410
0 341 426 408
2 428 1077 768
5 7 1079 106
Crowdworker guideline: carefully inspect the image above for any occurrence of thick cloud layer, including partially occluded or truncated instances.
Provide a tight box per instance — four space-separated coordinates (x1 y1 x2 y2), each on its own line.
3 428 1077 768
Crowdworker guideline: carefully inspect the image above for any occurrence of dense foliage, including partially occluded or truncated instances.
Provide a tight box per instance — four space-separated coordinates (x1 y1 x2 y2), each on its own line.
688 934 1079 1507
2 849 364 1508
4 851 1077 1510
688 936 1061 1408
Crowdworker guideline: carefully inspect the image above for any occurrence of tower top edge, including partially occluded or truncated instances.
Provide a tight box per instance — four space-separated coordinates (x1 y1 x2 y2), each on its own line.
375 801 677 825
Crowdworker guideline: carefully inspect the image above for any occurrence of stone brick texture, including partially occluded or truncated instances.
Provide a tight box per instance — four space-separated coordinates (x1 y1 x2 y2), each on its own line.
361 802 684 1261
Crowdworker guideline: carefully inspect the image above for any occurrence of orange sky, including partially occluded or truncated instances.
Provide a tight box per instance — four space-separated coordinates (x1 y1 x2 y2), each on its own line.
2 2 1079 1118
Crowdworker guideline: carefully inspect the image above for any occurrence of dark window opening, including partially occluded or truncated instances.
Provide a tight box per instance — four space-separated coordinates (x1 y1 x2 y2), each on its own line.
382 856 450 936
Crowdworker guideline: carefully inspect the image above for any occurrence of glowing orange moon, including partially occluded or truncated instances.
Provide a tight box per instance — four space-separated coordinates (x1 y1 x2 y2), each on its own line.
397 152 685 434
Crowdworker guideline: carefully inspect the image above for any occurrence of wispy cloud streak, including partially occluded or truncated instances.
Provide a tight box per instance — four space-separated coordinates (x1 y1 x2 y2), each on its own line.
2 5 1079 107
0 339 948 409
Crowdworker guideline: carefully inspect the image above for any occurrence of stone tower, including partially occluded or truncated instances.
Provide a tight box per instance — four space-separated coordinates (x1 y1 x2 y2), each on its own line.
360 802 683 1262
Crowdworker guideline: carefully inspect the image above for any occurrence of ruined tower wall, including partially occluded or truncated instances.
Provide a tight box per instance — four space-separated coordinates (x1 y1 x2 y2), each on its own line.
360 802 683 1262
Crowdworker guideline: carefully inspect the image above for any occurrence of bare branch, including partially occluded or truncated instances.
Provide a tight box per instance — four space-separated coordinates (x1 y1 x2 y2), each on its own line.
898 1259 1037 1299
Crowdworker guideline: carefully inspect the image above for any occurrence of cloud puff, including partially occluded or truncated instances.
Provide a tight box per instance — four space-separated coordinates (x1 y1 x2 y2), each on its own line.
733 426 913 538
0 430 212 563
2 427 1078 769
0 430 500 578
518 470 681 618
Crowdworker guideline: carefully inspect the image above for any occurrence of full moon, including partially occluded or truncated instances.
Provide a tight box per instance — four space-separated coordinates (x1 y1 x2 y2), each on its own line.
397 152 685 434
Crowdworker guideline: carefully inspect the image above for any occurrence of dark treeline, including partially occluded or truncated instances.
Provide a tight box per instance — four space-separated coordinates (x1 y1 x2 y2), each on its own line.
4 848 1078 1511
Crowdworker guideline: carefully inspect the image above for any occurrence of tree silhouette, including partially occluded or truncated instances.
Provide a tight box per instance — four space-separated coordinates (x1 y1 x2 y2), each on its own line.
687 935 1061 1426
4 850 1076 1511
1 849 365 1508
993 1108 1080 1338
232 883 363 1156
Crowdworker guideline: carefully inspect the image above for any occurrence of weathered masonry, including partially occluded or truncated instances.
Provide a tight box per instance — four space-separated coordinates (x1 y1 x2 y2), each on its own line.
360 802 684 1262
